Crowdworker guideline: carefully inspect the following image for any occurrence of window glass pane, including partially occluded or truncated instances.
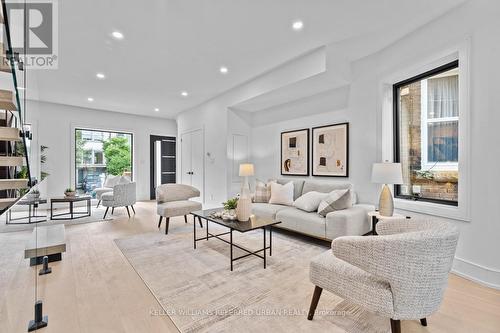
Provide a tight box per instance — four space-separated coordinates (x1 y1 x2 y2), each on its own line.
395 63 459 204
428 121 458 162
75 129 133 197
427 73 458 119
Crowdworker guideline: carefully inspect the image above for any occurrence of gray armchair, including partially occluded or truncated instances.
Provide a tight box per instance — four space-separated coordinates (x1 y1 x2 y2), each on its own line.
102 182 137 218
156 184 202 234
307 218 459 333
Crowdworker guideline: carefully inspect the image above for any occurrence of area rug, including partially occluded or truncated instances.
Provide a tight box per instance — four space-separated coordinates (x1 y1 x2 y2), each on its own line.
0 206 115 233
115 222 390 333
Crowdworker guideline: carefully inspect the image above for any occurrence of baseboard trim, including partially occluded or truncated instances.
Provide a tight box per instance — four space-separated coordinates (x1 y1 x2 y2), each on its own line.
452 257 500 290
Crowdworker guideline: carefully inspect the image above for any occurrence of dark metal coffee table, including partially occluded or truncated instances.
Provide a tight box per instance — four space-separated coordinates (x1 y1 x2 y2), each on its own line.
191 208 281 271
6 197 47 224
50 195 92 220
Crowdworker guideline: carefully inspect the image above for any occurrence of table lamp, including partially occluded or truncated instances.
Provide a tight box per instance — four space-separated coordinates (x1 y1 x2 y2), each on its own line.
371 162 403 216
237 163 254 221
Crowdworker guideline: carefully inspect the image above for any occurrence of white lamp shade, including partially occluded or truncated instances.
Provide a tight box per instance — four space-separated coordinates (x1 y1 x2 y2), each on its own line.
371 162 403 184
239 163 254 177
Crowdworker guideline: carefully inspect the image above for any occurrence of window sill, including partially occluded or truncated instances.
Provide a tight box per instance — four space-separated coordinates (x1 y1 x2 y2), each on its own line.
394 197 470 222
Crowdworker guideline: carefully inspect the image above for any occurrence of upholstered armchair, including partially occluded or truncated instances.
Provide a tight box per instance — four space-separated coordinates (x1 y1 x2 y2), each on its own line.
102 182 137 218
95 175 131 208
307 218 459 333
156 184 203 234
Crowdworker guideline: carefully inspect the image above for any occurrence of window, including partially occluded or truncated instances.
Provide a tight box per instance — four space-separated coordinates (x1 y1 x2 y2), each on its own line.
393 60 459 206
75 128 133 197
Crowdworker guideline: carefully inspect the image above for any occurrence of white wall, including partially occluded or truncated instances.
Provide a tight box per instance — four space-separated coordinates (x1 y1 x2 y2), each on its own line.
26 100 177 201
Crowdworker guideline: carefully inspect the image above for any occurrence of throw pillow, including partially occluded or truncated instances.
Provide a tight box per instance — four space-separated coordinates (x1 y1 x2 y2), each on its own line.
317 189 352 217
269 181 294 206
118 176 132 184
104 175 119 188
293 191 328 212
253 180 272 203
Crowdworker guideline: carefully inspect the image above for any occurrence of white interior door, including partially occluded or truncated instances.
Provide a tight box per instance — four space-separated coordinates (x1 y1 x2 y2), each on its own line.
181 132 192 185
190 129 204 202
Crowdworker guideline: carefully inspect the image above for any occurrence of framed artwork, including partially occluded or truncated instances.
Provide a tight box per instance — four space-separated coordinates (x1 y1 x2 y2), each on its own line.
312 122 349 177
281 128 309 176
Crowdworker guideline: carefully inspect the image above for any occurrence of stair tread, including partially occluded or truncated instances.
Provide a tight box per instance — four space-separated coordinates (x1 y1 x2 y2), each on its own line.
0 156 24 166
0 127 21 141
0 89 17 111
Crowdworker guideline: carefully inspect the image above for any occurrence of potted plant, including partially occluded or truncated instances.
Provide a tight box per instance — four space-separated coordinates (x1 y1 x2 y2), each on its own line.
64 187 76 197
222 197 238 220
27 189 40 200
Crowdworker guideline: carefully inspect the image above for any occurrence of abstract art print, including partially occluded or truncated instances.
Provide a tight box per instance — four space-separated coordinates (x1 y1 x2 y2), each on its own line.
281 129 309 176
312 123 349 177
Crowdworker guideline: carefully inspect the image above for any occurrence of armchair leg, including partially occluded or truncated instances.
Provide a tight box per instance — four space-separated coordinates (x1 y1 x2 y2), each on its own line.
184 215 188 223
111 207 115 215
126 206 131 218
103 207 109 219
158 216 163 228
131 205 136 214
164 217 170 235
390 319 401 333
307 286 323 320
198 216 203 228
96 200 101 208
420 318 427 327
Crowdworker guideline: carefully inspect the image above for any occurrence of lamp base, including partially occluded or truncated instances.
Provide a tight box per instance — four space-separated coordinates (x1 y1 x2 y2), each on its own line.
379 184 394 217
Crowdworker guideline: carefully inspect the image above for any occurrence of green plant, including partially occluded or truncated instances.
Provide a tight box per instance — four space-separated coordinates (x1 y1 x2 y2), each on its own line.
65 187 74 193
16 166 28 179
102 137 131 176
223 197 238 210
40 145 49 180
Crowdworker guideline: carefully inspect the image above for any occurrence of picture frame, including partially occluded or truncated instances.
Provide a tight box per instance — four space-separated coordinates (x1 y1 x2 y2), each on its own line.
311 122 349 177
280 128 309 176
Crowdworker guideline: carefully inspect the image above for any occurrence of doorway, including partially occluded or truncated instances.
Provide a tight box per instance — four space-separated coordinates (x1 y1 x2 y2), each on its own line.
150 135 176 200
180 129 203 202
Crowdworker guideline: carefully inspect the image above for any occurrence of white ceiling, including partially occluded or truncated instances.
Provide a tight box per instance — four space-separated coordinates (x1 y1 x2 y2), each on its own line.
30 0 465 119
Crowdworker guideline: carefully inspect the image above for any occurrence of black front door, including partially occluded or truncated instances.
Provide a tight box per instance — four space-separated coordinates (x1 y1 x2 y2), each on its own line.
150 135 176 199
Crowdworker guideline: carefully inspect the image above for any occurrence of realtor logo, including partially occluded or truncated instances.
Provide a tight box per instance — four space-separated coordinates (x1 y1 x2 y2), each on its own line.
3 0 58 69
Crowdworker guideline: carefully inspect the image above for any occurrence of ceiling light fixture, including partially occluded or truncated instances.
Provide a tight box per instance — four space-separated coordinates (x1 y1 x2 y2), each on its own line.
96 73 106 79
154 108 159 112
17 86 25 90
219 66 228 74
181 91 188 97
87 97 94 102
292 20 304 31
111 31 124 40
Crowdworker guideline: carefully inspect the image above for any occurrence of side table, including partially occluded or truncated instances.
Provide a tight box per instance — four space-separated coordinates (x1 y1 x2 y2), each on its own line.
366 211 409 236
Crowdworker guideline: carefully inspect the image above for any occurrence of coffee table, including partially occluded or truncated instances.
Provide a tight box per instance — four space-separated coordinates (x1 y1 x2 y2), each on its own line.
50 195 92 220
6 197 47 224
191 208 281 271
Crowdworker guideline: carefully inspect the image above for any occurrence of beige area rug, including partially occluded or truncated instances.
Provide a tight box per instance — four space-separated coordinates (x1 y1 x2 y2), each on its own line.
0 206 115 233
115 222 390 333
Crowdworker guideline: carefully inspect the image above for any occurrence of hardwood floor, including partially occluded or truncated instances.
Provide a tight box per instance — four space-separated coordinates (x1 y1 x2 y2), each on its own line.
0 201 499 333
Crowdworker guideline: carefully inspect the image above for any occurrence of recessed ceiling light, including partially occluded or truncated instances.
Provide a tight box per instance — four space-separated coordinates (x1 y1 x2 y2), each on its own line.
292 20 304 31
96 73 106 79
219 66 228 74
87 97 94 102
154 108 159 112
111 31 124 40
181 91 188 97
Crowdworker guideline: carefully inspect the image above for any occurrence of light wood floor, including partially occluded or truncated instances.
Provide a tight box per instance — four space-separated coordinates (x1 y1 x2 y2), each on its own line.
0 201 499 333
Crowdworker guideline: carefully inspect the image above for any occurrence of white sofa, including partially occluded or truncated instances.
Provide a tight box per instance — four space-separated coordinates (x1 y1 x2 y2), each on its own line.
252 179 374 240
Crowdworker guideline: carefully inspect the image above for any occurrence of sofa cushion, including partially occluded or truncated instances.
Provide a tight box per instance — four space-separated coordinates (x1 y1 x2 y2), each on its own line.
275 207 326 239
318 189 352 217
252 203 288 221
277 179 305 200
302 181 351 195
253 180 272 203
269 181 294 206
157 200 202 218
293 191 328 212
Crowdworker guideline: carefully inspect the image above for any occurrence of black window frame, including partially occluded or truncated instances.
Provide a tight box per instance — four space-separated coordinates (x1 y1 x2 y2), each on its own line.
393 60 459 207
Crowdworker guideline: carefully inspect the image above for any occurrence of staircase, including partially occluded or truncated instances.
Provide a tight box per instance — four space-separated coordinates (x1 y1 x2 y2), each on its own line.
0 0 32 215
